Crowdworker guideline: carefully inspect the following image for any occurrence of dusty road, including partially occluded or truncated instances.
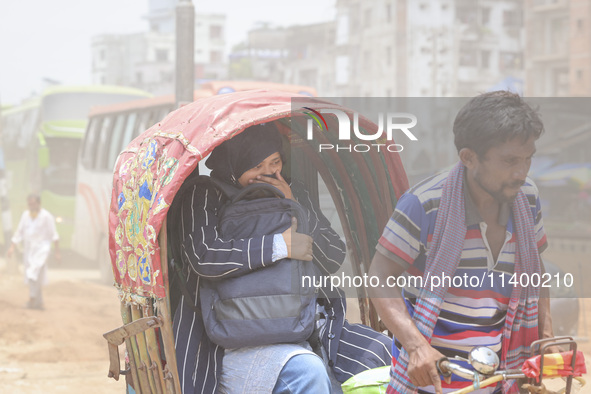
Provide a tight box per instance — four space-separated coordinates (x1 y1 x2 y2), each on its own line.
0 255 590 393
0 260 124 394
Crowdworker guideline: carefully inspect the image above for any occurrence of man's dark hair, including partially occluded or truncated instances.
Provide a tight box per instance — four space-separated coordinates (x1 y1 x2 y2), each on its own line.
453 91 544 158
27 193 41 204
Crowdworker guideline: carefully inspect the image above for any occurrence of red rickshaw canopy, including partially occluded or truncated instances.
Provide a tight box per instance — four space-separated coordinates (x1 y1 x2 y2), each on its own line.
109 90 408 300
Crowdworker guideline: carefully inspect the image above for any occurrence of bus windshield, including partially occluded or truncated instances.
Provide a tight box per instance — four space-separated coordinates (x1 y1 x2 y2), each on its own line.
41 92 148 121
42 137 81 195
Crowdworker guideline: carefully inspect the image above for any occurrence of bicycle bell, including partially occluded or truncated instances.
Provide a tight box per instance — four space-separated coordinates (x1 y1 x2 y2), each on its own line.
468 347 500 375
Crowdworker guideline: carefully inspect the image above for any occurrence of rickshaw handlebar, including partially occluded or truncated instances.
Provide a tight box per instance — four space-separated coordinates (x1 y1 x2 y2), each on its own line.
436 358 482 381
436 358 526 393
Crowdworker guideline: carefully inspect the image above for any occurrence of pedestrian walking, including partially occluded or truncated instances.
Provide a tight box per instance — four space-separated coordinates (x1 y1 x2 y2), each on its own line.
7 194 60 310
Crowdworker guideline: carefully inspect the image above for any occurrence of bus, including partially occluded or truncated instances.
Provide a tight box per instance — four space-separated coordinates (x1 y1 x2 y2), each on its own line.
0 85 152 251
73 81 317 281
199 80 317 96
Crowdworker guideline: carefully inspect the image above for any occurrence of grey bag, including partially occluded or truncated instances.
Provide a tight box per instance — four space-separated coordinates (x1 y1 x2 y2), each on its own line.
199 179 318 349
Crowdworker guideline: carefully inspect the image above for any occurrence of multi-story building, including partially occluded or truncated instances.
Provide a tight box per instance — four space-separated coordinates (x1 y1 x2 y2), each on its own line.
454 0 525 96
523 0 591 192
92 32 175 95
327 0 526 182
333 0 525 97
228 22 336 94
331 0 400 97
92 0 226 95
229 25 289 82
525 0 591 96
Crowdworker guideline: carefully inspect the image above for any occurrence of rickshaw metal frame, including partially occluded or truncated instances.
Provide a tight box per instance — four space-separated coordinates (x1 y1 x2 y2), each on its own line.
530 336 579 394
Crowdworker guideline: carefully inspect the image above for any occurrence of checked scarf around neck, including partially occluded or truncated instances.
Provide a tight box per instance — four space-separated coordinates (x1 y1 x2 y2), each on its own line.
388 162 541 394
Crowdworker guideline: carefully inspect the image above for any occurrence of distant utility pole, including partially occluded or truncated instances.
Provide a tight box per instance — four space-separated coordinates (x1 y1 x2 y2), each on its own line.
176 0 195 108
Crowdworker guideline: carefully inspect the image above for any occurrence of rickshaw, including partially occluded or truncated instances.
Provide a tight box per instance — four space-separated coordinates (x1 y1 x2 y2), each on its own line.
102 90 409 393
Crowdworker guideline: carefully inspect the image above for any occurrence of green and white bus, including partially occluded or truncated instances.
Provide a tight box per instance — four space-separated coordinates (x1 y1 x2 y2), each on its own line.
0 85 152 250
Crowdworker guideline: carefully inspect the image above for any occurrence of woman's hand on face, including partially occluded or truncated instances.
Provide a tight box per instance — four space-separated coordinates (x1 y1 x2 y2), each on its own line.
250 170 293 200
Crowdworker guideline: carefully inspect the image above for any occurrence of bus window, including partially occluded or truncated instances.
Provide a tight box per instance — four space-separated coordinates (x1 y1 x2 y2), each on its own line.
94 116 113 170
17 109 38 150
2 113 20 158
144 109 158 131
81 117 102 169
120 112 138 151
42 137 80 195
134 110 151 138
157 107 172 123
107 114 127 169
0 117 7 142
3 109 37 160
146 107 168 130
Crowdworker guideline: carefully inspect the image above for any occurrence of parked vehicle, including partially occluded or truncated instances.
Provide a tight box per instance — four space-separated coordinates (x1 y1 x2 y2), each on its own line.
0 85 151 249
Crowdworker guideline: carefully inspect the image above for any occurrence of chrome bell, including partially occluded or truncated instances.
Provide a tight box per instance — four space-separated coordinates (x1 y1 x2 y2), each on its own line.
468 347 500 375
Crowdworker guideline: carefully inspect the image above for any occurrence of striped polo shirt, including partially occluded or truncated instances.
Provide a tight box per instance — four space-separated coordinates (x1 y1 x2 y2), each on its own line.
376 170 547 393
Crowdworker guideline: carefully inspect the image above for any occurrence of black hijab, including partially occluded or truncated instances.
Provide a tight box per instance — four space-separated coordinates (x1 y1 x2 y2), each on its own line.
205 122 284 185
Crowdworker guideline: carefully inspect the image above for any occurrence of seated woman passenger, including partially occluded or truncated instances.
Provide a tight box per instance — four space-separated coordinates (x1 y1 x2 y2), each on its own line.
171 122 391 394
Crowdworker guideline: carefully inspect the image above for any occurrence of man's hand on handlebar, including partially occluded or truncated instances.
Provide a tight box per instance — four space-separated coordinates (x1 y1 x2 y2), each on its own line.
408 343 451 394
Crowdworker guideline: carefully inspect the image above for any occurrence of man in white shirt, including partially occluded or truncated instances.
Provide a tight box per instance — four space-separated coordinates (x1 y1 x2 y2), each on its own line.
7 194 60 310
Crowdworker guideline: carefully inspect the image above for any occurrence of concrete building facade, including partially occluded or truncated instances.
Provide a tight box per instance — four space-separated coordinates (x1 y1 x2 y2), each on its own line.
332 0 525 97
525 0 591 96
228 22 336 93
92 0 226 95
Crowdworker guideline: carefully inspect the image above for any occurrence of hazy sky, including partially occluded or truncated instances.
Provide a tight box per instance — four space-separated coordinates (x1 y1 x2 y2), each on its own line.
0 0 335 104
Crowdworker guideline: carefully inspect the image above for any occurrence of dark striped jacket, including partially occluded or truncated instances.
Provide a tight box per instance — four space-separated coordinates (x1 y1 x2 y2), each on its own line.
171 180 391 393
